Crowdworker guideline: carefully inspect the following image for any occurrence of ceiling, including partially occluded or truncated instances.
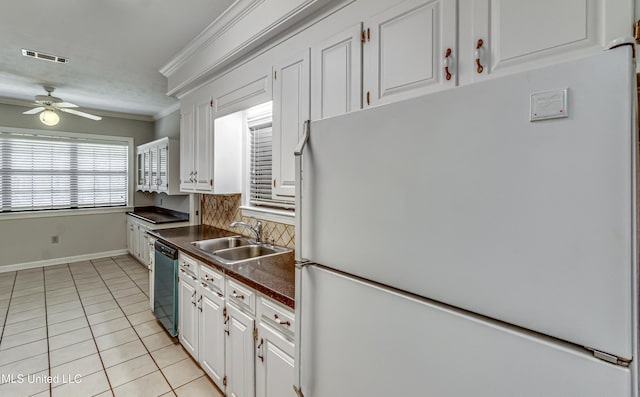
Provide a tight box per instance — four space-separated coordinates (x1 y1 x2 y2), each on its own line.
0 0 235 120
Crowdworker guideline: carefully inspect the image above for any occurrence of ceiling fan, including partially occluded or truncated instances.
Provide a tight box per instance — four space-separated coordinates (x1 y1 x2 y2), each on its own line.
22 86 102 126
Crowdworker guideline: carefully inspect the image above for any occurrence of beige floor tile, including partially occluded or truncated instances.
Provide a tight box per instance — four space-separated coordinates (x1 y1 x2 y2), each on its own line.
51 369 110 397
113 370 171 397
121 301 150 316
46 286 77 297
47 299 82 314
108 280 137 292
47 308 85 325
94 390 115 397
11 286 44 298
100 339 148 368
91 317 132 338
46 291 80 306
0 370 49 397
9 292 44 306
150 344 189 369
116 293 148 307
87 308 125 326
48 326 93 351
79 293 114 306
51 353 104 386
78 287 111 299
0 353 48 384
48 316 89 337
84 300 119 316
49 339 98 367
95 328 138 351
128 310 156 326
111 287 142 299
160 392 178 397
174 375 224 397
161 358 204 389
0 326 46 350
4 307 45 325
105 354 157 387
0 339 48 366
133 319 165 338
7 298 45 313
2 317 46 336
142 331 178 352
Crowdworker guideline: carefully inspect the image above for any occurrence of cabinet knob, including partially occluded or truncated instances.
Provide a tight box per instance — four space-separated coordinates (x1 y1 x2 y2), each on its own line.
231 291 245 300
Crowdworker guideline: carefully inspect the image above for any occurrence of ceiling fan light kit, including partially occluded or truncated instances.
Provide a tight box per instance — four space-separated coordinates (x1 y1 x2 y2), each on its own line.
22 86 102 125
39 109 59 126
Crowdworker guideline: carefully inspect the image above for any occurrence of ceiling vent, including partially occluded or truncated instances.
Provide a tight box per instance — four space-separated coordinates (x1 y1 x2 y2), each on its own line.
21 49 69 64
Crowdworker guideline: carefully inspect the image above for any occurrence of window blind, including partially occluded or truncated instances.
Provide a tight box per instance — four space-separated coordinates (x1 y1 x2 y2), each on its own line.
247 103 294 210
0 133 128 212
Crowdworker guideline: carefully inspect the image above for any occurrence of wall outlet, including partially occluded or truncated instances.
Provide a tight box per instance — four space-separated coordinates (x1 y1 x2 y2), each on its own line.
51 235 59 244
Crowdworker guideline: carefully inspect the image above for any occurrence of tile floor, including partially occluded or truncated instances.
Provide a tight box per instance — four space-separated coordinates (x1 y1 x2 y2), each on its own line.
0 255 224 397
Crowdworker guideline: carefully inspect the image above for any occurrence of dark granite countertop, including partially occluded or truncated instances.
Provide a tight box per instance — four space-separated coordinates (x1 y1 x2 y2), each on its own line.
128 206 189 224
147 225 295 309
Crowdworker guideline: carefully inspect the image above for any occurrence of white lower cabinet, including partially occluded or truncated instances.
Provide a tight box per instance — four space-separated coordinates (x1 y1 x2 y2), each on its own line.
178 269 199 359
256 297 296 397
176 251 295 396
225 303 256 397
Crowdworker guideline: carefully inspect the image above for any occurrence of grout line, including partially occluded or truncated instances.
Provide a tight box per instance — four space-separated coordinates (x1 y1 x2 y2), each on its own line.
0 271 18 347
42 266 52 397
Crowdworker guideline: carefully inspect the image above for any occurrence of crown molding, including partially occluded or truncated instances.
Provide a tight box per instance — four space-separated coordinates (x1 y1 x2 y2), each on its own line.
159 0 263 78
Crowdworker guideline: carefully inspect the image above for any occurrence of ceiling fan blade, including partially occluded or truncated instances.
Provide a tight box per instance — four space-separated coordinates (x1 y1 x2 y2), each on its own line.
55 102 79 108
23 107 45 115
60 108 102 121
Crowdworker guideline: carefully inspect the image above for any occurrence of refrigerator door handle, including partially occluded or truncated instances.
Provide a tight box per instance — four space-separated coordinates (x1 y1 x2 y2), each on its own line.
295 120 310 263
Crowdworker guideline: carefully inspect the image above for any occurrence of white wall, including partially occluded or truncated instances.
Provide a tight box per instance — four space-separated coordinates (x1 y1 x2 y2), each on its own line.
0 102 155 270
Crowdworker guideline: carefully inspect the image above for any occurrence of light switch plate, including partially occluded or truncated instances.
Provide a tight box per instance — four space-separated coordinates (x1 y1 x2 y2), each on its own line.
530 89 568 121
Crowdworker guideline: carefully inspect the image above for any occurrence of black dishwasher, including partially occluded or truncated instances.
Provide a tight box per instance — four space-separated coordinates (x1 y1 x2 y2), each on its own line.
154 241 178 336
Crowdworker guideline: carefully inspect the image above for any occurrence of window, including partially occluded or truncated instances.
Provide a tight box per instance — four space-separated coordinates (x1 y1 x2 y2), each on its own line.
246 102 294 211
0 130 129 213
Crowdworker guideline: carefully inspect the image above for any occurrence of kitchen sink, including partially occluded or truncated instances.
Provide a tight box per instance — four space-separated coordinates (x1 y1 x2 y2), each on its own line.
190 236 249 253
190 237 290 264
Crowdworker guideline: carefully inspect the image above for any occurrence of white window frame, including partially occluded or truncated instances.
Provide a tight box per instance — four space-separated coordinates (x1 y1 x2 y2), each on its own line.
239 102 294 225
0 126 134 220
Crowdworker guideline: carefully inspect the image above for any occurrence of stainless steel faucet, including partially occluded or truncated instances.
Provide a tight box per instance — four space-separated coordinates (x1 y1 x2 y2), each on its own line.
229 221 262 243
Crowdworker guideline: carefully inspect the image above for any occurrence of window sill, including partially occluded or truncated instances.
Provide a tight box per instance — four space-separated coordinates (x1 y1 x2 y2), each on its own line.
0 207 134 221
240 206 295 225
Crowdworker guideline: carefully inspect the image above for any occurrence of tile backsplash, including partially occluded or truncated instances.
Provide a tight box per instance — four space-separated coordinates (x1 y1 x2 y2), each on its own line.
201 194 295 249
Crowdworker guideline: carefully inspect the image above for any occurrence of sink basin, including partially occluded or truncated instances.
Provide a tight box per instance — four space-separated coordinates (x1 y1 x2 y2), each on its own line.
214 245 281 263
190 236 249 253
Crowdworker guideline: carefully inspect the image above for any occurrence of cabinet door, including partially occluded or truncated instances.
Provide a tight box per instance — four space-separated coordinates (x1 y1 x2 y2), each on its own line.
148 238 155 310
363 0 457 107
180 106 196 192
136 149 145 190
194 98 214 192
272 49 310 199
179 274 199 359
256 322 295 397
149 145 159 190
462 0 633 82
127 220 134 256
157 145 169 192
225 304 256 397
199 288 226 391
311 23 362 120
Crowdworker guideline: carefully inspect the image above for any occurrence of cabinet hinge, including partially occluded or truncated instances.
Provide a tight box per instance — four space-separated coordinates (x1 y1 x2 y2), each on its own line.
210 99 213 108
273 179 276 188
253 327 259 341
274 70 277 80
223 375 227 387
634 20 640 43
587 347 631 367
361 29 366 44
366 91 371 106
210 179 213 186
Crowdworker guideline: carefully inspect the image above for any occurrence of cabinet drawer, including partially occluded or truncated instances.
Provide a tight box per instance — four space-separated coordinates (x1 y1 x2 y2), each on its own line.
200 265 224 295
179 252 199 279
226 278 255 315
258 296 294 336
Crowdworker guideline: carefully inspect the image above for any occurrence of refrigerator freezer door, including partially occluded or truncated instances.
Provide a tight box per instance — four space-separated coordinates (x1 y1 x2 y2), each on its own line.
298 266 631 397
301 47 635 359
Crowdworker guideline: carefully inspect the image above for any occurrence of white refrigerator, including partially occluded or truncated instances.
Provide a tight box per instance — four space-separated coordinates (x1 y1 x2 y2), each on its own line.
293 45 638 396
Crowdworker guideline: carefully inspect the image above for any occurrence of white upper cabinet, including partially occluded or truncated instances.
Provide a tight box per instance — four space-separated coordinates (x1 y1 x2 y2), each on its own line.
458 0 634 84
272 49 310 199
180 91 242 194
363 0 458 107
311 23 363 120
136 137 181 195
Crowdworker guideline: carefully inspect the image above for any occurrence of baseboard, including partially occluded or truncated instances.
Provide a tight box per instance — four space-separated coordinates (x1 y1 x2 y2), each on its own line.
0 249 130 273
